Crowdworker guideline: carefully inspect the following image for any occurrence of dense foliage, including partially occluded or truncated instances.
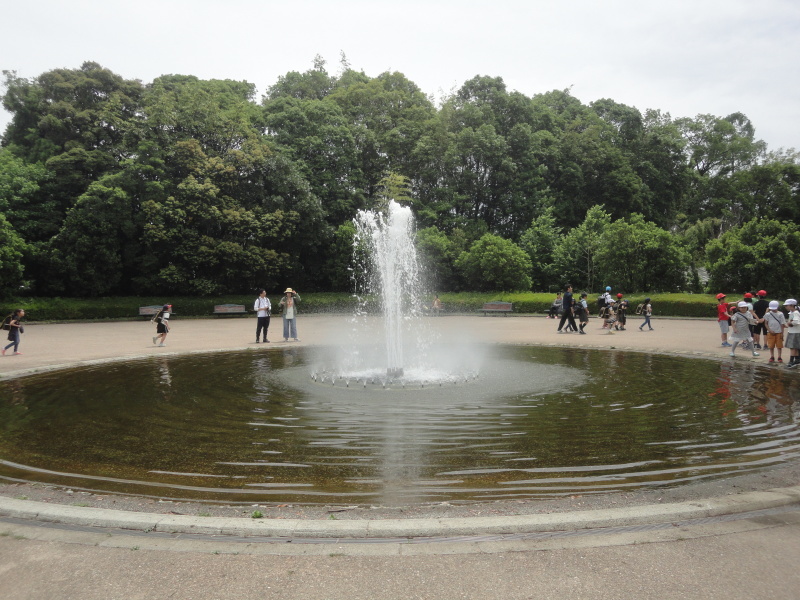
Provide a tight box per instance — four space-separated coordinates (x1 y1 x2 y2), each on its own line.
1 58 799 298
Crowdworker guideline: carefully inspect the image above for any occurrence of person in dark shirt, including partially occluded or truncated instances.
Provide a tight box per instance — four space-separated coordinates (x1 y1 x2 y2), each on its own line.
557 284 579 333
752 290 769 350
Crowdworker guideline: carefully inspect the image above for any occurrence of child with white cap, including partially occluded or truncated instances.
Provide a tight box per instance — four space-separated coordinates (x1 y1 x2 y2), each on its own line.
763 300 787 363
728 301 759 358
784 299 800 368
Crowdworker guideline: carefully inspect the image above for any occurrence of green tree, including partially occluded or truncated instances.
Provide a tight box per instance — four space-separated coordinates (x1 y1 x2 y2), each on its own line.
0 214 26 294
519 208 563 291
552 205 612 291
141 140 299 295
594 214 689 292
455 234 532 291
705 218 800 296
416 226 461 292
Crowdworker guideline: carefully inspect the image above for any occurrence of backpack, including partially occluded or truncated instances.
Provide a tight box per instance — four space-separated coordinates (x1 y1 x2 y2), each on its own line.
597 295 606 309
635 304 644 315
1 316 11 331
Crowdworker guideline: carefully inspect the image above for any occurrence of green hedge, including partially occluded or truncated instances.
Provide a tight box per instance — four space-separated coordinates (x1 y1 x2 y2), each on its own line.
1 292 725 322
0 294 362 322
436 292 723 318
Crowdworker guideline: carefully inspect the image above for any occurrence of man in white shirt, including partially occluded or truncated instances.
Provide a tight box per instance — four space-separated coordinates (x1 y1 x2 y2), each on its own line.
254 289 271 343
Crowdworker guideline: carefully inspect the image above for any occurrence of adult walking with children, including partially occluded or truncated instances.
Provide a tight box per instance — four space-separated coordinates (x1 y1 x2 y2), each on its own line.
556 284 580 334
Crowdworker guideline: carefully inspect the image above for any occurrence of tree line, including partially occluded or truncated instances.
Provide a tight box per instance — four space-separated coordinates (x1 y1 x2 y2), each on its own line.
1 57 799 298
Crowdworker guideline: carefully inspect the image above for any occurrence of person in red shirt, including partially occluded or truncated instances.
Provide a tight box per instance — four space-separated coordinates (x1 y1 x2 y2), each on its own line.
717 293 732 347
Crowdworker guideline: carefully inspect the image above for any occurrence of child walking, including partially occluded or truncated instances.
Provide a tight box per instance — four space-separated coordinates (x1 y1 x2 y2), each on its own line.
638 298 653 331
729 302 759 358
152 304 172 347
576 292 589 334
2 309 25 355
763 300 787 363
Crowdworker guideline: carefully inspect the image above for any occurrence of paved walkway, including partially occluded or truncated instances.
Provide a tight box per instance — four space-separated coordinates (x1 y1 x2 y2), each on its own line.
1 315 799 599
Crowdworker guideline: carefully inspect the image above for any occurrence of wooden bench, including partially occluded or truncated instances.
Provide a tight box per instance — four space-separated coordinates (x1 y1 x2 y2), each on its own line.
139 305 165 318
213 303 247 316
479 301 513 316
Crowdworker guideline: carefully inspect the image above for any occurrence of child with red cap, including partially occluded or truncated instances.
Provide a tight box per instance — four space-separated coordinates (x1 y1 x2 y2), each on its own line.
716 293 731 347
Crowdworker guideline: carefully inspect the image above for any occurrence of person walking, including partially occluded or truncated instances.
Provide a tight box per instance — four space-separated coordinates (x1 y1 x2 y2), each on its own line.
280 288 301 342
576 292 589 334
254 289 271 343
615 293 628 330
2 309 25 356
729 301 759 358
152 304 171 347
638 298 653 331
717 293 732 347
556 284 578 334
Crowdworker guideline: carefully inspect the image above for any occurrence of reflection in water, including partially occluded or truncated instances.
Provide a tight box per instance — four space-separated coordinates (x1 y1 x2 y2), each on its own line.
0 347 798 505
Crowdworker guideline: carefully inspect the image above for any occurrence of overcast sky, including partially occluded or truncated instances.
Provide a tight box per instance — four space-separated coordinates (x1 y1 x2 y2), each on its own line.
2 0 799 151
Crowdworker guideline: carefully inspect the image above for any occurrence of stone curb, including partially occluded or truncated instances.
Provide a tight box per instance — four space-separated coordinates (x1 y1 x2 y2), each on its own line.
2 486 799 539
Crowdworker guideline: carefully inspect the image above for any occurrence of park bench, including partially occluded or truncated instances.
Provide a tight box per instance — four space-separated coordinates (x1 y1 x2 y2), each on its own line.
213 303 247 317
479 301 513 316
139 305 166 318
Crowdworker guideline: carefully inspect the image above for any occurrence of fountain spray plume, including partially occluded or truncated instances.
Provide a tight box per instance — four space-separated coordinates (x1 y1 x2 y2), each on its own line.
354 200 422 377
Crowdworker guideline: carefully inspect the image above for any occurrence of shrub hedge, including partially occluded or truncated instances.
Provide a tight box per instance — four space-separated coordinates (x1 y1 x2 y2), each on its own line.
0 292 727 322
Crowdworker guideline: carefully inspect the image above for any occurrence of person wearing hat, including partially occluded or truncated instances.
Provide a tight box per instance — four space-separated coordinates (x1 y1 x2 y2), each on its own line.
716 294 732 347
728 301 759 358
784 299 800 368
752 290 770 349
279 288 301 342
638 298 653 331
604 298 618 332
763 300 787 363
152 304 172 347
615 293 629 331
576 292 589 334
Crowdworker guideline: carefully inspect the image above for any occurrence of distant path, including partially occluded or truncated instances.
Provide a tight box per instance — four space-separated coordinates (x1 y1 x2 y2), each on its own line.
0 314 741 378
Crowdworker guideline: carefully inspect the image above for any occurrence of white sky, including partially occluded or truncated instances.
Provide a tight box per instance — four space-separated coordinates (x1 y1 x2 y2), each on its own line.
2 0 799 151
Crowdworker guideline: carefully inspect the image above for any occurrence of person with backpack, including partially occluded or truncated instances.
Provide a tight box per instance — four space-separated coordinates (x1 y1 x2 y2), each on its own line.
152 304 172 347
615 293 629 330
2 309 25 356
575 292 589 334
638 298 654 331
596 288 608 329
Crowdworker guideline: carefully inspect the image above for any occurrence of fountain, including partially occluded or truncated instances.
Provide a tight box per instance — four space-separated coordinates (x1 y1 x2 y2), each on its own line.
353 200 421 378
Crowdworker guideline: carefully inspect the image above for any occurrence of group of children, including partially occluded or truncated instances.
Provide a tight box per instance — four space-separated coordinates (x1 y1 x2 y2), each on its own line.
555 285 653 334
596 288 653 332
716 291 800 367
